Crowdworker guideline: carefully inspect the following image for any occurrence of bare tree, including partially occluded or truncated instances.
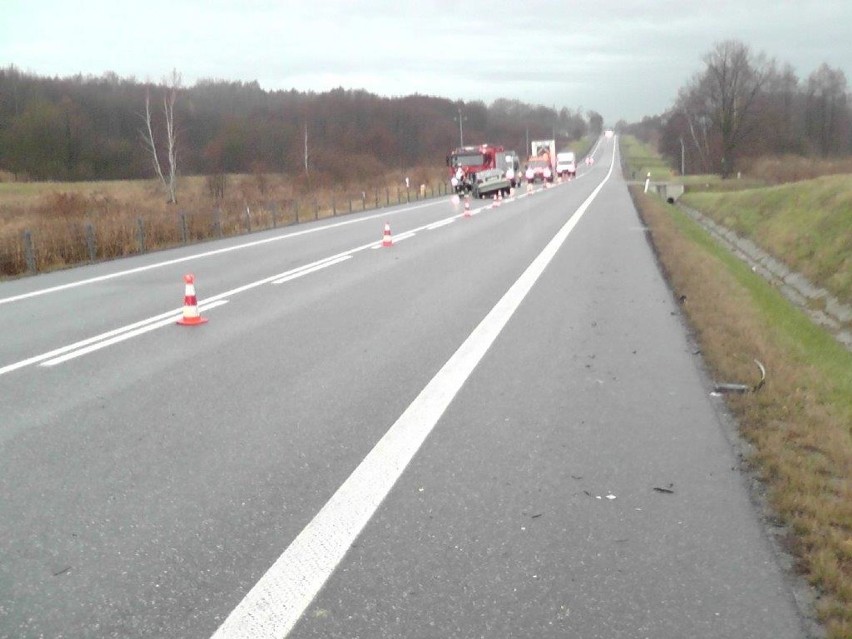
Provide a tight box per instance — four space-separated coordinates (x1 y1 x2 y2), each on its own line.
141 70 180 203
674 85 713 173
303 121 310 176
692 40 771 177
758 62 803 154
805 63 849 156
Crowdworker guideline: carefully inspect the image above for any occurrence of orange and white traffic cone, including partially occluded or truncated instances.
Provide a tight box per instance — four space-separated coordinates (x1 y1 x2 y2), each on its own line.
382 222 393 247
497 190 503 205
177 273 208 325
464 195 471 217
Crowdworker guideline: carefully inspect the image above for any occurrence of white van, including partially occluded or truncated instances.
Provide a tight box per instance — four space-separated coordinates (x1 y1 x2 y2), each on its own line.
556 151 576 178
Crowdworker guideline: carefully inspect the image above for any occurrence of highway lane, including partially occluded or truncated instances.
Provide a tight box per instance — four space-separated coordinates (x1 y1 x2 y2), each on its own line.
0 155 600 373
285 147 807 639
0 137 807 638
1 151 603 637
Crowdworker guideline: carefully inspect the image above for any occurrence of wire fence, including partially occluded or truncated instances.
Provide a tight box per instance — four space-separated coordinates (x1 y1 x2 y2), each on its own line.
1 181 450 278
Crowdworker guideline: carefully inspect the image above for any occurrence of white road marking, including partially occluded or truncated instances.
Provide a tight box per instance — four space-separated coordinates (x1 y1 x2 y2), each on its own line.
271 256 352 285
369 231 417 249
2 224 408 373
210 141 618 639
1 177 559 374
0 200 445 307
426 219 455 230
40 300 230 366
0 307 184 376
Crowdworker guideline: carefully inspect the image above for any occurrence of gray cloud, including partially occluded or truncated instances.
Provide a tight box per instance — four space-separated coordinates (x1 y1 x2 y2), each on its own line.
1 0 849 123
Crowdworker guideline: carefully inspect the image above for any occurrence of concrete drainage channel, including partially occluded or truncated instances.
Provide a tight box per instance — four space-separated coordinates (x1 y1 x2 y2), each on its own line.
677 202 852 352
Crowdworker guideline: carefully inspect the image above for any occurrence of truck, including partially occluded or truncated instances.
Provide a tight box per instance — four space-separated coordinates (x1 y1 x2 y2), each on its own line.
525 139 556 184
556 151 576 178
447 144 504 194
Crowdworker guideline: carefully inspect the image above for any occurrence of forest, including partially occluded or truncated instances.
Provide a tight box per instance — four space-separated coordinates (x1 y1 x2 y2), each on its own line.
1 39 848 188
622 40 851 176
0 66 597 186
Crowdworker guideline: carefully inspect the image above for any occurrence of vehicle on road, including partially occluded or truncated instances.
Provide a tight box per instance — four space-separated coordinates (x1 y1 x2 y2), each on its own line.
524 157 553 183
526 139 556 183
447 144 504 194
471 168 511 199
556 151 576 178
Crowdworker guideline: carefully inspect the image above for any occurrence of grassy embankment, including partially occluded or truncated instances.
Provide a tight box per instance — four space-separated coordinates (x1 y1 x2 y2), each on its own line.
682 179 852 305
621 136 851 638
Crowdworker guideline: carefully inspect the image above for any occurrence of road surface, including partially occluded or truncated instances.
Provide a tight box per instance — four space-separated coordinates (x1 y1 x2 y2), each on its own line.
0 137 811 638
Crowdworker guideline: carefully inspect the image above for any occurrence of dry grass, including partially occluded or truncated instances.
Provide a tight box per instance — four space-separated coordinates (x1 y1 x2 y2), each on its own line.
632 188 852 638
742 155 852 185
0 167 447 277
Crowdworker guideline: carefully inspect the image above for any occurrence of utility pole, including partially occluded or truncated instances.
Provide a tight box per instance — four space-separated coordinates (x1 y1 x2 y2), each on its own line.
679 136 685 176
454 105 465 146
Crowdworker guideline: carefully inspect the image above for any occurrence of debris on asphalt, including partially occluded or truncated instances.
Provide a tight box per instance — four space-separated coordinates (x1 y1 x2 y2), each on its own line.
712 359 766 394
653 485 675 494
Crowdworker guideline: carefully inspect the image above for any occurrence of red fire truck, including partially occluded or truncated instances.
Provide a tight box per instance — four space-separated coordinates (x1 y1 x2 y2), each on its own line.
446 144 505 194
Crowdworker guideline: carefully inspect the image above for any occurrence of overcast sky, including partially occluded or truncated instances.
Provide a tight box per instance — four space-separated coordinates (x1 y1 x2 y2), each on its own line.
2 0 850 124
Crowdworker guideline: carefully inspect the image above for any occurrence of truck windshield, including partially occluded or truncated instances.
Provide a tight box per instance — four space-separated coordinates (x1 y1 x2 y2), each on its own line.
452 153 485 168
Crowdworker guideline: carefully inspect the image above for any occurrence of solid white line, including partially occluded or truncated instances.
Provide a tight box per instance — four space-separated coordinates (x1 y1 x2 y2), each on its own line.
0 307 185 376
0 200 446 307
210 140 618 639
40 300 230 366
271 256 352 284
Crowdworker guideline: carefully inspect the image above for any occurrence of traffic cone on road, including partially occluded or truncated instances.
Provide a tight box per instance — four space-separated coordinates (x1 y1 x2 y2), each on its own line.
382 222 393 247
464 195 471 217
177 273 208 326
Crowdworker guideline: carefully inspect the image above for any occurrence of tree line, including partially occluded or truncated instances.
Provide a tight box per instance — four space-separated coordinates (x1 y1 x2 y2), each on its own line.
620 40 851 177
0 66 599 187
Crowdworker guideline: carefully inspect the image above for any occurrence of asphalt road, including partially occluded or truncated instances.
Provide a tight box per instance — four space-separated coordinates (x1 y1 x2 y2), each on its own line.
0 137 810 638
